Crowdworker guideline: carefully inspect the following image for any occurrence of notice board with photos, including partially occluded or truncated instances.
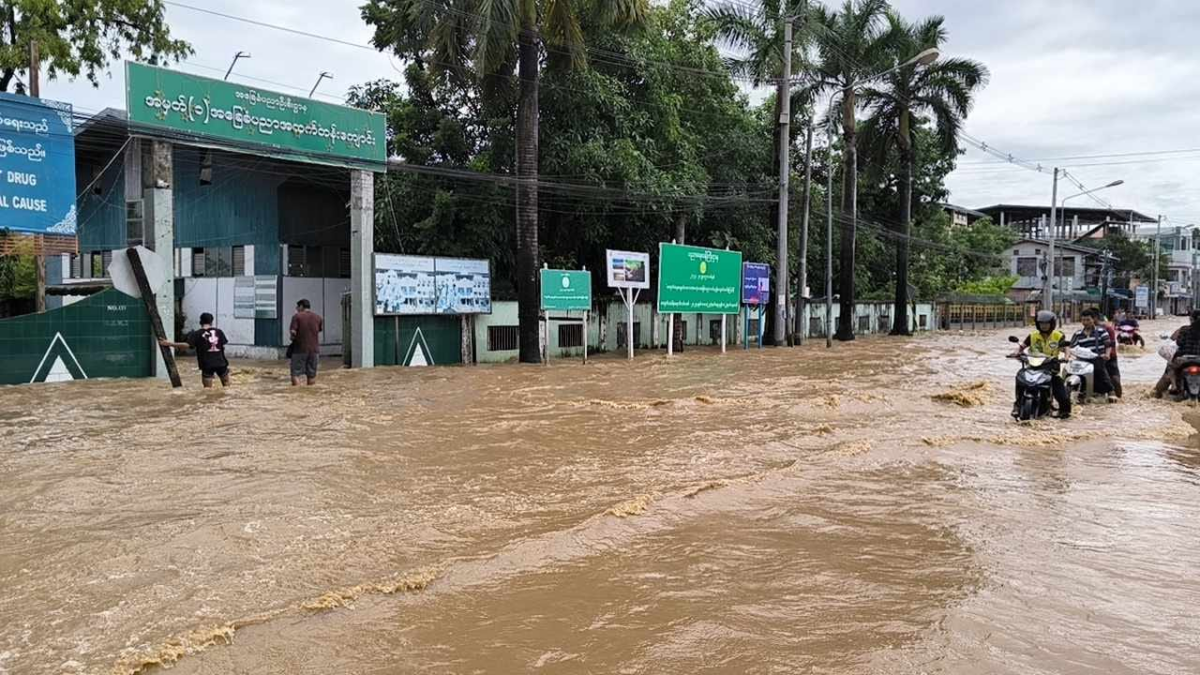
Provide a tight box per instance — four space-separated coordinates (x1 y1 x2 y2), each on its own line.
374 254 492 316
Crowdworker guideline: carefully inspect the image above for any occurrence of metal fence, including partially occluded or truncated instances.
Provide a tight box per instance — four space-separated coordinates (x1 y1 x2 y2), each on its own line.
938 302 1028 331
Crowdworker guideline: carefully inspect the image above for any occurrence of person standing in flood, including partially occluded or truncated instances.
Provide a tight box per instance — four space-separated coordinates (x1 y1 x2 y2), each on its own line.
160 312 231 388
289 299 323 387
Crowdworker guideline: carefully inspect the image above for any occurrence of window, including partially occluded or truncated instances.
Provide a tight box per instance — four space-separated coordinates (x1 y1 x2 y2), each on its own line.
558 323 583 348
878 314 890 332
232 245 246 276
287 245 306 276
70 254 81 279
207 247 233 277
126 200 145 246
709 320 723 344
339 248 352 278
617 322 641 348
857 314 871 333
1054 257 1076 277
101 251 113 277
307 246 325 277
1016 257 1039 277
809 316 824 337
90 253 103 278
1170 270 1182 283
487 325 519 351
192 249 206 277
919 314 929 329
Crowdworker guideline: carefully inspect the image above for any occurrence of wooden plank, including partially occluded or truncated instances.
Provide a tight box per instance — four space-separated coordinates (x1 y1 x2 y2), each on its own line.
126 247 183 388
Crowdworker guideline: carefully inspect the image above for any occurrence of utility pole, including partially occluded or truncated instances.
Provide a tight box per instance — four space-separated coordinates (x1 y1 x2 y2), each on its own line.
773 16 794 347
795 119 813 345
825 120 834 350
1045 167 1059 311
1099 249 1110 317
30 40 46 313
1152 214 1162 318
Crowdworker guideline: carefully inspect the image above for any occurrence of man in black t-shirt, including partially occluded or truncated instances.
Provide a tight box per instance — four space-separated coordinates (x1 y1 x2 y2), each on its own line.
161 312 231 388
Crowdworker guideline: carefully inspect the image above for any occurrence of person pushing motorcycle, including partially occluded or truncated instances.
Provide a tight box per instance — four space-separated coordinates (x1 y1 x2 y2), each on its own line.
1154 309 1200 397
1013 310 1072 419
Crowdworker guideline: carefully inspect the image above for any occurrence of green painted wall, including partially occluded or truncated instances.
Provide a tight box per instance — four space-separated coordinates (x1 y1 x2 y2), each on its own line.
373 316 462 367
0 289 153 385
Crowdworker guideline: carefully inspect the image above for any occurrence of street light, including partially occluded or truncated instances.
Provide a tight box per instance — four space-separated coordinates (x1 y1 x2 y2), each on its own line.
821 48 940 347
1046 178 1124 311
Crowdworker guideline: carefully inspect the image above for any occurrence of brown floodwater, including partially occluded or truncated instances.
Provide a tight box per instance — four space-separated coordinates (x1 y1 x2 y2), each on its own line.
2 321 1199 675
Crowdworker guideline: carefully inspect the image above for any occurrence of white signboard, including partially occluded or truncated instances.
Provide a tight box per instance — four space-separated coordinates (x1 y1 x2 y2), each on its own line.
254 275 278 319
605 249 650 289
1136 286 1149 310
374 254 491 315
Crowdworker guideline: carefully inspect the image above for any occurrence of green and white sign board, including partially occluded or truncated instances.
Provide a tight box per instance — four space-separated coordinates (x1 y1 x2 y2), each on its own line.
657 243 743 314
540 269 592 311
126 62 387 169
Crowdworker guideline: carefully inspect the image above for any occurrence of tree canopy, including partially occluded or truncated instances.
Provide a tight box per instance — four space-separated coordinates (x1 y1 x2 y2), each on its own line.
0 0 191 93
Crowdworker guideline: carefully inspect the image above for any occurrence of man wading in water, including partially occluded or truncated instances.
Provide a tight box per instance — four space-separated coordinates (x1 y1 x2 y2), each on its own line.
289 299 323 386
160 312 231 388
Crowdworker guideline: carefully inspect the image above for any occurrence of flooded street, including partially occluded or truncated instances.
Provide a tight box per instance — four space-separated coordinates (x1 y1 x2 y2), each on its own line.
3 322 1199 674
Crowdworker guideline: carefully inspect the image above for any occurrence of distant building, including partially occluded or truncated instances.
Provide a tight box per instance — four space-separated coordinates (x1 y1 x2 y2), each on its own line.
941 203 988 228
1003 238 1110 304
975 204 1155 240
1131 223 1200 315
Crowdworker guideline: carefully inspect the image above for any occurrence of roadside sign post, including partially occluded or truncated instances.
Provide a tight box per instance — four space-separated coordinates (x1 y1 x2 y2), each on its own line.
657 242 743 357
606 250 651 360
540 266 593 365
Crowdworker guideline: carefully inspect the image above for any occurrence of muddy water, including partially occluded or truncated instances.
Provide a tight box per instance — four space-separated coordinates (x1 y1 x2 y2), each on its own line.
2 322 1199 674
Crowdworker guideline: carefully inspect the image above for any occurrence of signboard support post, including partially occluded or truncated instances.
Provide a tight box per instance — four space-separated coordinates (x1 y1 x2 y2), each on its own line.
127 247 182 388
721 314 727 354
626 288 639 360
583 310 589 364
759 306 765 349
35 235 45 312
667 313 675 357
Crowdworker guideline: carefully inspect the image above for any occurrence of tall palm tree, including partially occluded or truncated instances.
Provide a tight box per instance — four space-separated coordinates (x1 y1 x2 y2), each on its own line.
802 0 892 341
704 0 808 345
363 0 647 363
861 13 987 335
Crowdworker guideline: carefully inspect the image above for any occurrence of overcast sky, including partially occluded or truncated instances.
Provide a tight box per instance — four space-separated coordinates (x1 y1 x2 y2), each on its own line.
42 0 1200 225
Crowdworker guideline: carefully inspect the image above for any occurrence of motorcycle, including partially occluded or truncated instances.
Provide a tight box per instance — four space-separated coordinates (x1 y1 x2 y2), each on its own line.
1008 336 1057 421
1063 346 1102 403
1117 325 1144 347
1174 355 1200 401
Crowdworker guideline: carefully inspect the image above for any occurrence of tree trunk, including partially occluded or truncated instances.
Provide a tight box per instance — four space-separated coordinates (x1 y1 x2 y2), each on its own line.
672 212 686 353
516 27 541 364
835 89 856 341
891 108 913 336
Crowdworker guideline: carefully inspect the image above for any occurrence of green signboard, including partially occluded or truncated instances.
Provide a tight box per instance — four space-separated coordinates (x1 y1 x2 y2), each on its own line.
126 62 387 169
540 269 592 311
657 243 743 314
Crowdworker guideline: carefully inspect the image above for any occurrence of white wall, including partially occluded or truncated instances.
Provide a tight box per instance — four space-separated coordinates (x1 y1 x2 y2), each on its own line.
280 277 351 350
181 277 255 344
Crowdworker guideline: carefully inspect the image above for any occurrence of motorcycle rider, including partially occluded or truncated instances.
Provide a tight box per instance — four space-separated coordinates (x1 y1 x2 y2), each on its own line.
1099 313 1122 398
1154 309 1200 397
1069 308 1116 402
1013 310 1071 419
1114 310 1144 347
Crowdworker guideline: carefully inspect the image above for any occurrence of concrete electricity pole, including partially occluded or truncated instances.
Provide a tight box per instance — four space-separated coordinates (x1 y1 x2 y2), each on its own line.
796 119 813 345
773 16 794 347
1152 214 1162 317
1045 167 1059 311
30 40 46 314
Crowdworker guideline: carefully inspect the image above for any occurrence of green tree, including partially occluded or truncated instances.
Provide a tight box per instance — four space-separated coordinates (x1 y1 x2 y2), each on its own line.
362 0 647 363
0 0 191 92
0 235 37 303
803 0 892 341
860 12 987 334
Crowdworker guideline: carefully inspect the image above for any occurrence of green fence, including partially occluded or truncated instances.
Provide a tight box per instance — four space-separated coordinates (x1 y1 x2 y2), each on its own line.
373 315 462 367
0 289 153 385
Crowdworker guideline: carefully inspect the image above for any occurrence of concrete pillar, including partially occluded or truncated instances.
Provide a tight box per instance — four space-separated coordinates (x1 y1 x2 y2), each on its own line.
350 169 375 368
144 140 174 380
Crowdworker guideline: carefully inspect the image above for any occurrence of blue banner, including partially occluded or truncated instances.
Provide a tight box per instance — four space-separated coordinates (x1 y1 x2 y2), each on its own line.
0 93 76 234
742 262 770 305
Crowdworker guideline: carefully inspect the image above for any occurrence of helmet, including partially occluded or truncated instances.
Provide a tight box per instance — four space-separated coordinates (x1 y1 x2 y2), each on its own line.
1035 310 1057 332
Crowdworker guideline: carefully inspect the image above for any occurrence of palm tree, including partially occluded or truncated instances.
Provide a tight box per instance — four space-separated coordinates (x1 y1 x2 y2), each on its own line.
704 0 808 346
363 0 646 363
861 13 988 335
802 0 892 341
